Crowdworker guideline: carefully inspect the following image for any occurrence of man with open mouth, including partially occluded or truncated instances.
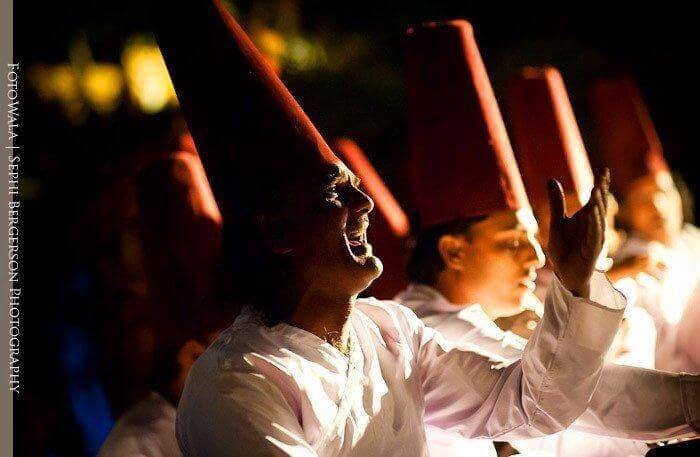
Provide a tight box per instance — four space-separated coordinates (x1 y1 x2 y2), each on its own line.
153 3 700 456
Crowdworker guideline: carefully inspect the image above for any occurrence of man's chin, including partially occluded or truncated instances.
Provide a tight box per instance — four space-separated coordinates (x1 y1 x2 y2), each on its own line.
357 254 383 275
352 255 383 290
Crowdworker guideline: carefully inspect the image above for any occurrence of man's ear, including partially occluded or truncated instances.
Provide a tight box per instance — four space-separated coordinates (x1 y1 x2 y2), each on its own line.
256 213 295 255
437 234 468 271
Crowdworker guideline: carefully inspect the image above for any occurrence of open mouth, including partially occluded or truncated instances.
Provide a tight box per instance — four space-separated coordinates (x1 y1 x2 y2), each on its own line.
345 218 373 260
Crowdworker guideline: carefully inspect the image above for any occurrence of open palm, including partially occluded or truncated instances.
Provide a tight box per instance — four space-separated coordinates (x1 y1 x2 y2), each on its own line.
546 169 610 298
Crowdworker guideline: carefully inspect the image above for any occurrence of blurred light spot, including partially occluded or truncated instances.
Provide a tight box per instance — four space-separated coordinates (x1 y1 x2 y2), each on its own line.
286 36 327 72
81 63 123 115
28 64 88 123
122 39 178 114
254 27 287 72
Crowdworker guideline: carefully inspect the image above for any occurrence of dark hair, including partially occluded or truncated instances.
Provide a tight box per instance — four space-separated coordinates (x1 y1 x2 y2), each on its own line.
215 172 305 326
406 217 485 286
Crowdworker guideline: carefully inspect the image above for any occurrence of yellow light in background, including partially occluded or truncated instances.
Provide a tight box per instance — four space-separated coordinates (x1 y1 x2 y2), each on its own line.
122 39 178 114
286 36 327 72
28 64 88 124
253 27 287 72
81 63 123 115
29 64 78 101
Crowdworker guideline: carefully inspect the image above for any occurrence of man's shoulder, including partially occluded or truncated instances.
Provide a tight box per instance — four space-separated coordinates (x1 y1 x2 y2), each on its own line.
354 297 425 342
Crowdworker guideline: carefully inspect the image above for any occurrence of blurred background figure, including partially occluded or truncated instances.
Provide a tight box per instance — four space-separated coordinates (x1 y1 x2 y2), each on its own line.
99 147 225 456
589 77 700 372
507 67 657 369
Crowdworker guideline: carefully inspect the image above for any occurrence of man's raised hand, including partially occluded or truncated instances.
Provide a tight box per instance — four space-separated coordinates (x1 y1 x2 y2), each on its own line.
546 169 611 298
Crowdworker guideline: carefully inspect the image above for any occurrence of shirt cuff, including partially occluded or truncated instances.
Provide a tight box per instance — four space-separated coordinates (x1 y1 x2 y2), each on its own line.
550 271 626 352
554 270 627 310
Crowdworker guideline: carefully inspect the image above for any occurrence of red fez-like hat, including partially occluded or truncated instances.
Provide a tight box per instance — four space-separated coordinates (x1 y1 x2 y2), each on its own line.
334 138 409 298
153 0 339 214
137 152 223 312
506 67 594 208
588 77 668 196
406 20 529 227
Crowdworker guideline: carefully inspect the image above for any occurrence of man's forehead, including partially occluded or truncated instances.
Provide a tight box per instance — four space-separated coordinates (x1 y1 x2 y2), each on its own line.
475 208 539 234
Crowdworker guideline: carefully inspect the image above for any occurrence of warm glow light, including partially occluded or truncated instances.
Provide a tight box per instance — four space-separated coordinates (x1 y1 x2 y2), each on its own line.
81 63 123 115
28 64 88 123
253 27 287 72
286 36 326 71
122 39 178 114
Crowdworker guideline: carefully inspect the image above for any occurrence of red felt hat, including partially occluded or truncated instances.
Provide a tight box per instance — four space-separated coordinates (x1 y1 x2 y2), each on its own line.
333 138 409 297
153 0 339 214
506 67 594 208
137 151 222 322
406 20 529 227
588 77 668 196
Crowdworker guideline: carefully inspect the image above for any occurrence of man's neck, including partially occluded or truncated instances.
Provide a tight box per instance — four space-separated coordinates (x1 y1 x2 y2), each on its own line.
286 290 355 354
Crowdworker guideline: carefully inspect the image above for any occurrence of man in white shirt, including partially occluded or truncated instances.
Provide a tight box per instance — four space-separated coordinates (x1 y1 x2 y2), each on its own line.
154 5 699 456
590 77 700 372
400 36 690 456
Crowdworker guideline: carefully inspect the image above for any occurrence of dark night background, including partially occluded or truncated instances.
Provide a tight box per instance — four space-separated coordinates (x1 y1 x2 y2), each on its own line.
14 1 699 455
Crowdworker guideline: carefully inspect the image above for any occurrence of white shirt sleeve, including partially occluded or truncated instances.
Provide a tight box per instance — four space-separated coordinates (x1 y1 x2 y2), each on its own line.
572 363 700 441
512 364 700 456
176 370 318 457
413 271 626 440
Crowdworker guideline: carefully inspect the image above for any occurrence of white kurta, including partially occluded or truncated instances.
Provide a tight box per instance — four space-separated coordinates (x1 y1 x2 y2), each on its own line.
614 224 700 372
99 391 181 457
397 272 700 457
177 272 639 456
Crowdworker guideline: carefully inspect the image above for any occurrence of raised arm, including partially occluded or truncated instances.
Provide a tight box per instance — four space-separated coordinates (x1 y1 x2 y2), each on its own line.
416 171 632 439
414 270 625 439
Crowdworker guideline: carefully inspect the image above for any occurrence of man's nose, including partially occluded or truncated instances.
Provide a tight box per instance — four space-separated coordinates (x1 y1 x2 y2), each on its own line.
652 192 670 218
523 234 546 269
351 186 374 215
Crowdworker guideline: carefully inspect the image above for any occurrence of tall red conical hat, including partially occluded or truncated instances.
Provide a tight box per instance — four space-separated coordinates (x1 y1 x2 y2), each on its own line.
406 20 530 227
506 67 594 208
153 0 340 215
334 138 409 298
136 151 223 333
588 77 668 196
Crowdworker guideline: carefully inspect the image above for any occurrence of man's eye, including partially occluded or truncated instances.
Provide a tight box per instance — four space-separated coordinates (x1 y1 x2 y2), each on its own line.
503 239 521 250
323 187 340 203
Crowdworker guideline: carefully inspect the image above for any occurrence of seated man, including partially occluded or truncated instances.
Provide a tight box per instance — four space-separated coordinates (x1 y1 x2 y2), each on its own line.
154 4 699 456
400 30 693 457
589 77 700 372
